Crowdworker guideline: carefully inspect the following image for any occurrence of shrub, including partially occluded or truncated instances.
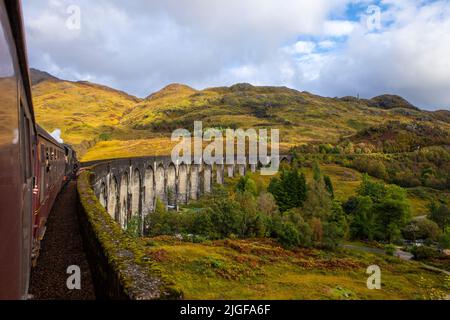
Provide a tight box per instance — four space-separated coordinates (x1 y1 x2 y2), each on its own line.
236 175 258 196
207 198 242 238
402 219 441 241
269 209 313 248
145 198 178 237
354 176 411 242
235 191 267 238
321 221 342 250
98 132 112 141
190 210 214 238
385 244 396 256
439 229 450 249
352 158 387 179
348 196 376 241
126 215 142 238
357 174 387 203
411 245 441 260
428 203 450 231
283 208 313 247
276 221 300 249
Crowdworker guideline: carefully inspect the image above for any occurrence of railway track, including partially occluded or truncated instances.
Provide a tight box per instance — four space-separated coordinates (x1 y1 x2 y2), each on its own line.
29 181 95 300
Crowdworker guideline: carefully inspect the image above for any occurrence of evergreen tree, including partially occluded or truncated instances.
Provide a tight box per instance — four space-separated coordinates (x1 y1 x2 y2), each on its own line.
312 161 322 182
428 203 450 231
323 175 334 198
268 168 307 212
236 174 258 196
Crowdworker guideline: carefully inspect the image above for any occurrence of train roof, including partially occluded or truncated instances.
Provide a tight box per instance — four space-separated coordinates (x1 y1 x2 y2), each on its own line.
4 1 35 124
36 125 63 148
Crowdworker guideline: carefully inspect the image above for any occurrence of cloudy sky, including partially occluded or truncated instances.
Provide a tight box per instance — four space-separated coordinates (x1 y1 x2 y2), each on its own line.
23 0 450 110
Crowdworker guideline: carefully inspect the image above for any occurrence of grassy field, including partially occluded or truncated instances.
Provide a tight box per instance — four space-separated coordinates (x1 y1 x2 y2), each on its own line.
143 236 450 300
81 137 178 161
81 135 294 162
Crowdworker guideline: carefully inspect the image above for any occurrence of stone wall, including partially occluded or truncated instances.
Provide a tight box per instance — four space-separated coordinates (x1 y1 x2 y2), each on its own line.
76 171 182 300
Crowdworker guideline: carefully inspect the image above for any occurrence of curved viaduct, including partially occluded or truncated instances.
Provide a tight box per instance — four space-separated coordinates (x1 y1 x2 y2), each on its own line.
83 155 292 230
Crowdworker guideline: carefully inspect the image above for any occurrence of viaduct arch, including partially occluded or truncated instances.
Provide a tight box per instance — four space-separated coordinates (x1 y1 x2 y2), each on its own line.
85 155 292 230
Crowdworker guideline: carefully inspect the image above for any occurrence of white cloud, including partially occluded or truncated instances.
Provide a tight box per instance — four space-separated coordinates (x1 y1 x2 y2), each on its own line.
22 0 450 110
23 0 354 94
289 0 450 109
284 41 317 55
323 20 357 36
318 40 336 49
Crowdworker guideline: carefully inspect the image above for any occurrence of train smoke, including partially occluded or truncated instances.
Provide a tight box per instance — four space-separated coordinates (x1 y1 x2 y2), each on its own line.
50 129 64 143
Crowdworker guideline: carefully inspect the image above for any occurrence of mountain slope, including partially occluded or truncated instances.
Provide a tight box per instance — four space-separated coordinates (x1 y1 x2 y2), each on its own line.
30 68 60 85
120 82 450 146
29 70 450 161
31 72 141 150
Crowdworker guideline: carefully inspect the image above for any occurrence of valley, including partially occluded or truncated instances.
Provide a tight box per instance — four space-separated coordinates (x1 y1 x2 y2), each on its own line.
31 69 450 300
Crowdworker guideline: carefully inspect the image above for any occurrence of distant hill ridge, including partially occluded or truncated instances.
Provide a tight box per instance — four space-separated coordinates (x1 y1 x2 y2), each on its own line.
30 68 140 102
146 83 197 100
29 69 450 159
30 69 442 113
30 68 60 85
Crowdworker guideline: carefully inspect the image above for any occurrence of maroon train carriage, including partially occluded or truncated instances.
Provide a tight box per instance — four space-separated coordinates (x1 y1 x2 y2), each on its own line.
0 0 36 300
0 0 78 300
31 126 66 264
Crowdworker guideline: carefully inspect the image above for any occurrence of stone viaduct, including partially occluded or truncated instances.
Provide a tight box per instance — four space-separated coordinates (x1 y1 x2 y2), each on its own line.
83 155 292 230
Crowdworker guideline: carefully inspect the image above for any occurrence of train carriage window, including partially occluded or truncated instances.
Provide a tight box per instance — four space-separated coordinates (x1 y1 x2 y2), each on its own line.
50 147 54 181
45 147 50 172
40 144 46 203
19 103 32 181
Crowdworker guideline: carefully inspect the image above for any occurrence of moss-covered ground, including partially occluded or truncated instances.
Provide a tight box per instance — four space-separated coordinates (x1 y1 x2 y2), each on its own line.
143 236 450 300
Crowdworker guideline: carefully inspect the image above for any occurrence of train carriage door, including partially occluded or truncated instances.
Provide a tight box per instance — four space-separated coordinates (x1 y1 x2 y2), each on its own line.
19 100 34 299
40 144 45 204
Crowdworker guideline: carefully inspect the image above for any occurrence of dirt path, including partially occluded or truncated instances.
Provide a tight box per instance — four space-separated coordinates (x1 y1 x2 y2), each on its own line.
29 181 96 300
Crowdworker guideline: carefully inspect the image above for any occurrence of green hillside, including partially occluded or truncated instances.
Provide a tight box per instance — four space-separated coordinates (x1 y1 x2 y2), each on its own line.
119 83 450 155
31 70 141 155
30 70 450 162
